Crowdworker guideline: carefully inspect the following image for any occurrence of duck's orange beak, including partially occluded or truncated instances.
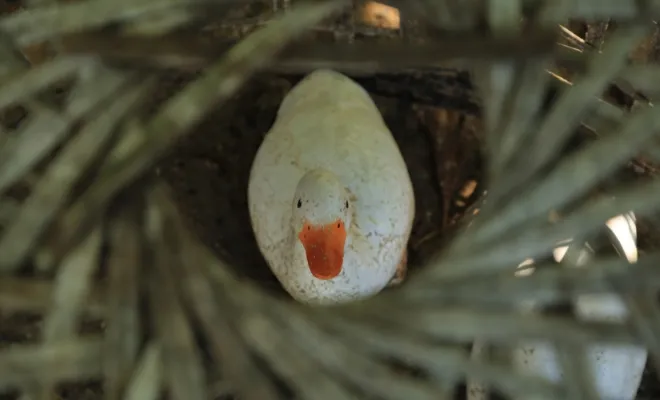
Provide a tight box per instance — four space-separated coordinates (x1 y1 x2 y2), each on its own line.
298 219 346 280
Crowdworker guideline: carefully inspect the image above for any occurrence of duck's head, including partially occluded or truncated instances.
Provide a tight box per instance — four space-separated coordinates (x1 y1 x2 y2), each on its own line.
291 168 352 281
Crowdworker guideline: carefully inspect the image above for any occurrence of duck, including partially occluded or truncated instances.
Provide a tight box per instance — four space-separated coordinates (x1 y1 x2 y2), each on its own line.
247 69 415 306
511 212 646 400
467 212 646 400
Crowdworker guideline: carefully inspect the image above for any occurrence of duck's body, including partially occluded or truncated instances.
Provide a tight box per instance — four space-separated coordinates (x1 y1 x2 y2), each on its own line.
248 70 414 305
467 213 646 400
512 213 646 400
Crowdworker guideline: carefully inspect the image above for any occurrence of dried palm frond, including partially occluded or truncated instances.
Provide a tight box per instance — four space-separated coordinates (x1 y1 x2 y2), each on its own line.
1 1 660 400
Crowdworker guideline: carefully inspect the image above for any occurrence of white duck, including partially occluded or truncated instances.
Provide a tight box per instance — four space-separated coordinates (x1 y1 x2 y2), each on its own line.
510 213 646 400
467 212 646 400
248 69 415 305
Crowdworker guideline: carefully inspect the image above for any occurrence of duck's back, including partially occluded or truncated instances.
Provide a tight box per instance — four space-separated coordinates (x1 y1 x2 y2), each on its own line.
248 70 414 272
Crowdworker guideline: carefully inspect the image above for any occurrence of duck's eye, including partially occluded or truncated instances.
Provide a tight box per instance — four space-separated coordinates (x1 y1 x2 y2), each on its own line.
345 201 349 209
297 199 302 208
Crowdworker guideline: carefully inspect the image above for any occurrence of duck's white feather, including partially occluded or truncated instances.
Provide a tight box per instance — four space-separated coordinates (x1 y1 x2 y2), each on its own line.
248 69 414 304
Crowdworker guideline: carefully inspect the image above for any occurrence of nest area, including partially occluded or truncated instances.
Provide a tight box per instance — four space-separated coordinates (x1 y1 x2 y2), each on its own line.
158 71 482 293
4 1 660 400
